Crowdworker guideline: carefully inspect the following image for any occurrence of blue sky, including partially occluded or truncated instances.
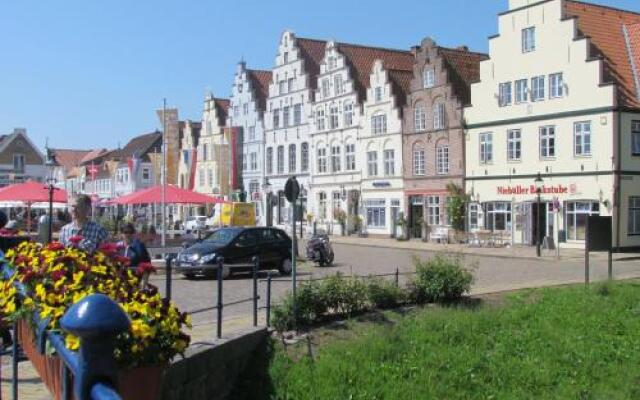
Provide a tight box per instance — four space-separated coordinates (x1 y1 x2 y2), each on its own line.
1 0 639 151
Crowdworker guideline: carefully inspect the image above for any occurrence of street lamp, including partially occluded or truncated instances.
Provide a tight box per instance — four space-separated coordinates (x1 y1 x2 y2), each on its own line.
262 177 273 227
534 172 544 257
45 149 58 244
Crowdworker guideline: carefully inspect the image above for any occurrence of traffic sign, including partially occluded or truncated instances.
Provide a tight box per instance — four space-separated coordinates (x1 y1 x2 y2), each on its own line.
284 176 300 203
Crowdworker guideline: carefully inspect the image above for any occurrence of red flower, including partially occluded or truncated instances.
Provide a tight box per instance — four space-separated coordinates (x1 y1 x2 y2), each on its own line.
21 270 36 283
114 255 131 267
98 242 119 256
47 242 65 251
50 270 66 281
136 262 157 276
69 235 83 245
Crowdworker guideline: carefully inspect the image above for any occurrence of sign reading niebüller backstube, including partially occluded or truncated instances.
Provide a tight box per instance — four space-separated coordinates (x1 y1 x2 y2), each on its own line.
496 184 576 195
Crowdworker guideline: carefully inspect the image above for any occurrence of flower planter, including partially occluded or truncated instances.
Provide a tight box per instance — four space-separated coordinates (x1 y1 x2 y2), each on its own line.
17 320 165 400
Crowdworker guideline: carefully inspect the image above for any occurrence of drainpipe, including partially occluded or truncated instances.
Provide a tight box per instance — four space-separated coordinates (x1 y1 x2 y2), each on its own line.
616 111 621 252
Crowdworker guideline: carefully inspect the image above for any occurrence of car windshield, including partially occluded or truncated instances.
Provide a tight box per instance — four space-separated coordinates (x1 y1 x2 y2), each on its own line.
203 228 239 244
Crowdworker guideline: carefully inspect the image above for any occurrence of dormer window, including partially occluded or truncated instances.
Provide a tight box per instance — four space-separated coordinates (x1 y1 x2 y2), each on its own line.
423 68 435 88
374 87 383 102
522 27 536 53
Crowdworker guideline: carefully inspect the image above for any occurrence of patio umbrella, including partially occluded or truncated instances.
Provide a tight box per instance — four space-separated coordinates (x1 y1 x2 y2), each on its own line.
0 181 68 231
113 185 226 205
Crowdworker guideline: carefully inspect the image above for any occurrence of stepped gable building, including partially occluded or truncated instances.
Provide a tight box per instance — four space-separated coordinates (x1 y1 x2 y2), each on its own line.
465 0 640 250
308 40 414 236
264 31 326 226
402 38 487 240
196 95 231 197
228 61 272 225
177 120 201 191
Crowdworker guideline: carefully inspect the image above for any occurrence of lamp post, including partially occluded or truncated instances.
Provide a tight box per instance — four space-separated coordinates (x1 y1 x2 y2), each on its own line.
534 172 544 257
263 177 272 227
45 149 57 244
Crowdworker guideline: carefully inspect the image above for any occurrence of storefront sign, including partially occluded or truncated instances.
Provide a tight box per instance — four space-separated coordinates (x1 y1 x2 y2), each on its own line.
372 181 391 188
497 184 575 195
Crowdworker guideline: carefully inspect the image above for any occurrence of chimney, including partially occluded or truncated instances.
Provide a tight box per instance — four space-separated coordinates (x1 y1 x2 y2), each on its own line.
410 45 420 57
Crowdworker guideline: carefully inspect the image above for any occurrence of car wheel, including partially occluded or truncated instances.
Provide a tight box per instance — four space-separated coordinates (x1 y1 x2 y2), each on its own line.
279 258 292 276
327 251 335 266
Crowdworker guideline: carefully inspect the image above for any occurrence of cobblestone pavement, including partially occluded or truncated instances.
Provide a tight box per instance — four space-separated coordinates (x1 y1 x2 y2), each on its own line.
3 240 639 399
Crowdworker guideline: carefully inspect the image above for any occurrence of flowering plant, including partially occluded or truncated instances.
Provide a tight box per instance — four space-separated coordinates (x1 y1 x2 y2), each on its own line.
0 240 191 368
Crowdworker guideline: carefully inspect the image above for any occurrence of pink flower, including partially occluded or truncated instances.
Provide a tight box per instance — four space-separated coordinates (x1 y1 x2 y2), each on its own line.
69 235 83 245
47 242 64 251
98 242 119 256
136 262 157 276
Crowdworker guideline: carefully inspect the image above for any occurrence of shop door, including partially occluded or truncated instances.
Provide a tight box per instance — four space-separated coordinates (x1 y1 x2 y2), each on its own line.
531 202 547 246
410 204 423 238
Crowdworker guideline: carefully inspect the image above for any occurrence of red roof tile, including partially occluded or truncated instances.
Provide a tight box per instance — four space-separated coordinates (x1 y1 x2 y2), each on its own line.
439 47 488 105
336 43 414 103
80 148 109 164
213 98 230 126
565 0 640 109
387 69 414 112
296 38 327 90
51 149 91 173
247 69 272 112
625 23 640 100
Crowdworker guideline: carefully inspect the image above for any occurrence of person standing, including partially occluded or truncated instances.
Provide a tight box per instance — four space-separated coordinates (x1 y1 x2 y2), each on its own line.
59 195 108 252
120 223 151 267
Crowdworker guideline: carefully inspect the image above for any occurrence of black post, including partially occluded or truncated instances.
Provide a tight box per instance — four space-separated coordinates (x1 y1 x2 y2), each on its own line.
585 218 590 285
395 267 399 288
216 257 224 339
252 256 259 327
165 256 173 301
12 322 18 400
608 250 613 280
266 193 273 227
48 184 54 243
266 272 272 327
313 221 317 236
536 189 541 257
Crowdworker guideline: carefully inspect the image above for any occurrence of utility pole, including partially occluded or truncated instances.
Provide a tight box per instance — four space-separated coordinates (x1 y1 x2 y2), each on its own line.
162 98 167 248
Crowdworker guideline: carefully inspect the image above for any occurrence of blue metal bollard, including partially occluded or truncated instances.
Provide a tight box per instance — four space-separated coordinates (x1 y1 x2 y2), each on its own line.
59 294 131 400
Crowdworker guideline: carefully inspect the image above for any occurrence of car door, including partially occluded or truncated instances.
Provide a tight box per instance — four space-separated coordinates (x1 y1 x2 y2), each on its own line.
257 228 279 268
272 229 292 261
227 229 259 267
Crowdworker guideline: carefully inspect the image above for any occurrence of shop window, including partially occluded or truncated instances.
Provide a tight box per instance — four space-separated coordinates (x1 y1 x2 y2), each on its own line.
365 198 386 228
484 202 511 231
427 196 441 226
565 201 599 241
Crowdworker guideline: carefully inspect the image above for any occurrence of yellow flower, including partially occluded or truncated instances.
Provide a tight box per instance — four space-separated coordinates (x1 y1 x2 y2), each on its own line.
65 335 80 350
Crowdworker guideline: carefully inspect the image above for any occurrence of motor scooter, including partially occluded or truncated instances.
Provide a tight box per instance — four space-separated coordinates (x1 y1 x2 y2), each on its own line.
305 234 335 267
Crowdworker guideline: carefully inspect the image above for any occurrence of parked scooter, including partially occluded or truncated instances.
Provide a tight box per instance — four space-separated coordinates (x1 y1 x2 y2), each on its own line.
305 234 335 267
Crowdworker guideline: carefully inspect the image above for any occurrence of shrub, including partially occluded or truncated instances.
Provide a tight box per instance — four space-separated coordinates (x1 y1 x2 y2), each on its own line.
320 273 368 315
367 278 406 309
410 254 473 303
271 295 296 333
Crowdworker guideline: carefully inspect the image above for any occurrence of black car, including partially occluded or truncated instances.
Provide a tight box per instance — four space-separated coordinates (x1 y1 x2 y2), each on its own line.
175 226 293 279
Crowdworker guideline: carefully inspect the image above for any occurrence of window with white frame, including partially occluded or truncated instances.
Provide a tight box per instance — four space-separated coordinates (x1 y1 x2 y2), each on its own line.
234 106 239 117
248 126 256 140
485 202 512 231
283 106 290 127
436 145 449 174
371 114 387 134
329 105 339 129
293 104 302 125
266 147 273 174
288 78 294 92
279 81 286 94
367 151 378 176
334 75 343 95
423 68 435 88
202 143 208 161
345 143 356 171
328 56 337 70
344 103 353 126
531 76 545 101
365 198 386 228
468 203 480 230
250 152 257 171
243 103 249 115
207 169 214 187
479 133 493 164
277 145 284 174
565 201 599 241
374 87 383 102
331 145 341 172
301 142 309 172
272 109 280 128
142 168 151 181
316 108 325 131
383 149 395 176
499 82 512 107
515 79 528 103
507 129 521 161
574 121 592 156
332 191 341 218
413 147 425 175
317 147 327 173
318 192 327 219
12 154 24 172
633 120 640 156
322 79 330 97
433 103 445 129
414 104 426 131
427 196 441 226
288 144 296 173
198 168 205 186
242 153 247 171
549 73 564 98
629 197 640 235
539 126 556 158
522 27 536 53
249 180 260 197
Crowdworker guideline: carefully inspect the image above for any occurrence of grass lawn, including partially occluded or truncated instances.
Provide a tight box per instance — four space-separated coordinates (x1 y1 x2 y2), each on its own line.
244 281 640 399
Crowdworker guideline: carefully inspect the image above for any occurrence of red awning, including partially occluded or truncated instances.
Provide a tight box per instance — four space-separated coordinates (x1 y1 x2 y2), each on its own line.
0 181 67 204
112 185 226 205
